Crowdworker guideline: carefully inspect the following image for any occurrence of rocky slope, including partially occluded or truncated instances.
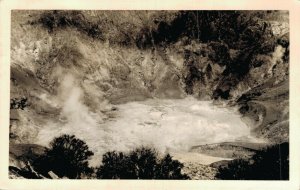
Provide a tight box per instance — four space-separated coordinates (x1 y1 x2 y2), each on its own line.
10 10 289 179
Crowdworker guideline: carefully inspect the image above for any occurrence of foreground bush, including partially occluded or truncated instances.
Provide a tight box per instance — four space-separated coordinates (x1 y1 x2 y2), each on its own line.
216 142 289 180
96 147 189 179
33 134 94 179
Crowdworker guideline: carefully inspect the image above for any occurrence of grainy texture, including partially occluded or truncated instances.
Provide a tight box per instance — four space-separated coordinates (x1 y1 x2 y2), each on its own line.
10 10 289 179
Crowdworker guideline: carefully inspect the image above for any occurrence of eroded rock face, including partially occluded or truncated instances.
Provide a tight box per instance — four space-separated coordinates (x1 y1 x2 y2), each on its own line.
236 80 289 143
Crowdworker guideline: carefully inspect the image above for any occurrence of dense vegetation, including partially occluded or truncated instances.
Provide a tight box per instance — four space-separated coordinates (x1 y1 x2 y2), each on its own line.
216 142 289 180
31 134 188 179
29 134 288 180
36 11 281 49
97 147 189 179
10 97 29 110
33 134 94 178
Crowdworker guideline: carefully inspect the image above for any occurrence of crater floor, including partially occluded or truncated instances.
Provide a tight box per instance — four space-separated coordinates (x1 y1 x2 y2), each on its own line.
36 97 258 166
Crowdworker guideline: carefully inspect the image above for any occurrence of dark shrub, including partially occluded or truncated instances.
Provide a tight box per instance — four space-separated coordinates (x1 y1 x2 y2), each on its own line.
127 147 158 179
156 154 189 179
96 151 135 179
10 97 29 110
39 11 103 39
96 147 189 179
207 41 230 66
33 134 94 179
216 142 289 180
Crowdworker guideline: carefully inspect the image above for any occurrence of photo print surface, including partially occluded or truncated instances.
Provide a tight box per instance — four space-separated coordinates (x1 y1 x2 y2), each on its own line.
9 10 289 180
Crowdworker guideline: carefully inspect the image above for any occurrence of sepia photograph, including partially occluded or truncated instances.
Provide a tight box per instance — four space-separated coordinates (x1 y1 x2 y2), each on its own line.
8 9 290 180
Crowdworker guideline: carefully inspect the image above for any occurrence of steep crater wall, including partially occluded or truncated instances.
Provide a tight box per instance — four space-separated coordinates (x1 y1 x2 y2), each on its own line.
10 10 289 146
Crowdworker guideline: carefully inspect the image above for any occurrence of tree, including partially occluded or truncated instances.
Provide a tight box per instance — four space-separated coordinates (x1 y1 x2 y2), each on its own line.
96 151 134 179
156 154 189 179
33 134 94 179
96 147 158 179
96 147 189 179
128 147 158 179
216 142 289 180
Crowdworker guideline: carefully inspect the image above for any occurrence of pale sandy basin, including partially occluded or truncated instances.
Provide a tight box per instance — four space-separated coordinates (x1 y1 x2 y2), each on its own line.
172 152 232 165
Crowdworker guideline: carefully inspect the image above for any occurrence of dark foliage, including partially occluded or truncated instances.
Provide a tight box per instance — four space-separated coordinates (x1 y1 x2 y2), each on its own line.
155 154 189 179
136 11 276 49
213 88 231 99
184 65 204 94
33 134 94 179
10 97 29 110
158 11 284 98
39 10 103 39
277 34 289 62
96 151 136 179
216 142 289 180
96 147 189 179
207 42 230 66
